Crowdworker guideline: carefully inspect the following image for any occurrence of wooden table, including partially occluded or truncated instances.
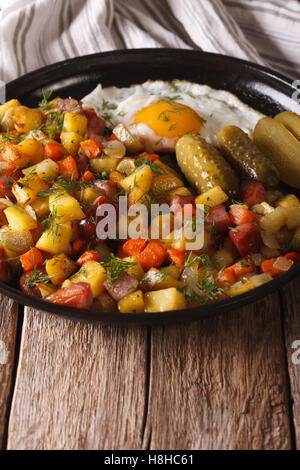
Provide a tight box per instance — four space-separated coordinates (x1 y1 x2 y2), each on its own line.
0 278 299 450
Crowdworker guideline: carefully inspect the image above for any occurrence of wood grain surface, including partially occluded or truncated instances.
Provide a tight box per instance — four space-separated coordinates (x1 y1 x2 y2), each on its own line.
281 278 300 448
6 291 296 450
143 293 292 450
7 307 148 450
0 295 18 448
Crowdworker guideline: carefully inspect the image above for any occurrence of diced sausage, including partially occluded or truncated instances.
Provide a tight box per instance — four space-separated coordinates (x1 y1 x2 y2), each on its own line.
104 273 138 301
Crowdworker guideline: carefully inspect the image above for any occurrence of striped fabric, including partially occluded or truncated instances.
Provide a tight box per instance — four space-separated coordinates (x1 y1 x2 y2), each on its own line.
0 0 299 83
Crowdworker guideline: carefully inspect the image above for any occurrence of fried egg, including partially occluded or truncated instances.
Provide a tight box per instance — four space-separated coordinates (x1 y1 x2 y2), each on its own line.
82 80 264 152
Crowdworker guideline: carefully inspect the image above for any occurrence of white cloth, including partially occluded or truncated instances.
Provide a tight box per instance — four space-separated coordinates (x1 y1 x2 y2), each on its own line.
0 0 299 83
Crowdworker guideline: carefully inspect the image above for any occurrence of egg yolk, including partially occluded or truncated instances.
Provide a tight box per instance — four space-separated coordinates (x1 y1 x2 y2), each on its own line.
133 101 203 139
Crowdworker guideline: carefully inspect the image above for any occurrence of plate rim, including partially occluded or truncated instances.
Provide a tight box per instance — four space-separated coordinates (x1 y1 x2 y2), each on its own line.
2 48 300 324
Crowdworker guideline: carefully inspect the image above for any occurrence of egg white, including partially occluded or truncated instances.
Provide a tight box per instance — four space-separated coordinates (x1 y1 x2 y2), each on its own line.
82 80 264 150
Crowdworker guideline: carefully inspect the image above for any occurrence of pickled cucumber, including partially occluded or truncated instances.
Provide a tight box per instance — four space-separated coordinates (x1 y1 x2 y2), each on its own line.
175 134 239 197
254 117 300 189
218 125 279 188
274 112 300 142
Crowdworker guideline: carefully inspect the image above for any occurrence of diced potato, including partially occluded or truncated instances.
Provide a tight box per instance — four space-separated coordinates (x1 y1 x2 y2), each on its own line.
163 265 182 280
276 194 300 209
29 197 49 219
168 187 193 198
49 192 85 223
259 206 287 233
152 174 184 193
118 290 145 313
60 131 83 156
171 227 211 252
144 287 187 312
195 185 228 208
116 157 136 176
77 187 103 205
13 106 44 133
0 99 21 125
1 142 31 169
12 174 49 206
141 267 182 292
252 202 274 216
17 138 44 164
0 226 33 258
68 260 107 297
35 222 72 254
63 112 87 136
22 159 59 181
127 187 150 207
113 123 144 154
90 156 119 173
212 247 233 268
45 253 77 286
149 213 174 240
1 108 16 131
285 206 300 230
36 283 56 297
120 164 153 192
4 205 38 231
61 279 72 288
122 256 144 280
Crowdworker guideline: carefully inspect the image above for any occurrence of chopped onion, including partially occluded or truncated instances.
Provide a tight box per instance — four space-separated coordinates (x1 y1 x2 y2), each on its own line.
24 205 37 221
0 198 13 208
273 256 293 271
102 140 126 159
251 273 273 287
261 230 280 249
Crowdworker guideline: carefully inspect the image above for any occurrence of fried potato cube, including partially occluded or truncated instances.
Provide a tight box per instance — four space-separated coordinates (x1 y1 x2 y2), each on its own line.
35 222 72 254
118 290 145 313
4 205 38 231
144 287 187 312
195 185 228 208
49 192 85 223
45 253 77 286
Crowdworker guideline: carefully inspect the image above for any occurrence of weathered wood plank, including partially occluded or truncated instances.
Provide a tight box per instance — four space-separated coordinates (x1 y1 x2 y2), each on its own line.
280 278 300 448
144 294 292 450
7 307 148 450
0 295 18 448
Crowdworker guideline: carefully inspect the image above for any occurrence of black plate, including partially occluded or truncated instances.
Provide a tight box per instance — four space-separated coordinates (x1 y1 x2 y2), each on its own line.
2 48 300 325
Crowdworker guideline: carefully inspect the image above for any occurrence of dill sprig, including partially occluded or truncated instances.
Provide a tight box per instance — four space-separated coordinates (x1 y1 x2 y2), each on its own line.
25 266 57 289
39 89 54 111
134 158 164 175
38 174 93 198
0 132 23 143
102 254 137 286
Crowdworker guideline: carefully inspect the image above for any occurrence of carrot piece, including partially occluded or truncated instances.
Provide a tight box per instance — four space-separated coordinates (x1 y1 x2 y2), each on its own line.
229 206 256 225
123 238 147 257
57 156 79 179
77 250 101 266
137 240 166 270
216 267 236 287
138 152 159 162
80 139 102 159
107 134 118 141
167 248 186 265
81 170 94 182
72 239 86 256
44 142 65 161
260 258 282 278
231 258 255 277
20 247 43 272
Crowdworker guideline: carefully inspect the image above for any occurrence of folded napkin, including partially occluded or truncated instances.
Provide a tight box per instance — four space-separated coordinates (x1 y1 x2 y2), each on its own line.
0 0 299 82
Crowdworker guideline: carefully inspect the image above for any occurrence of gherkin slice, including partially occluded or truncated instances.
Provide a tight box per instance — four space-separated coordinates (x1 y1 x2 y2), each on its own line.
175 134 239 197
218 125 279 188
